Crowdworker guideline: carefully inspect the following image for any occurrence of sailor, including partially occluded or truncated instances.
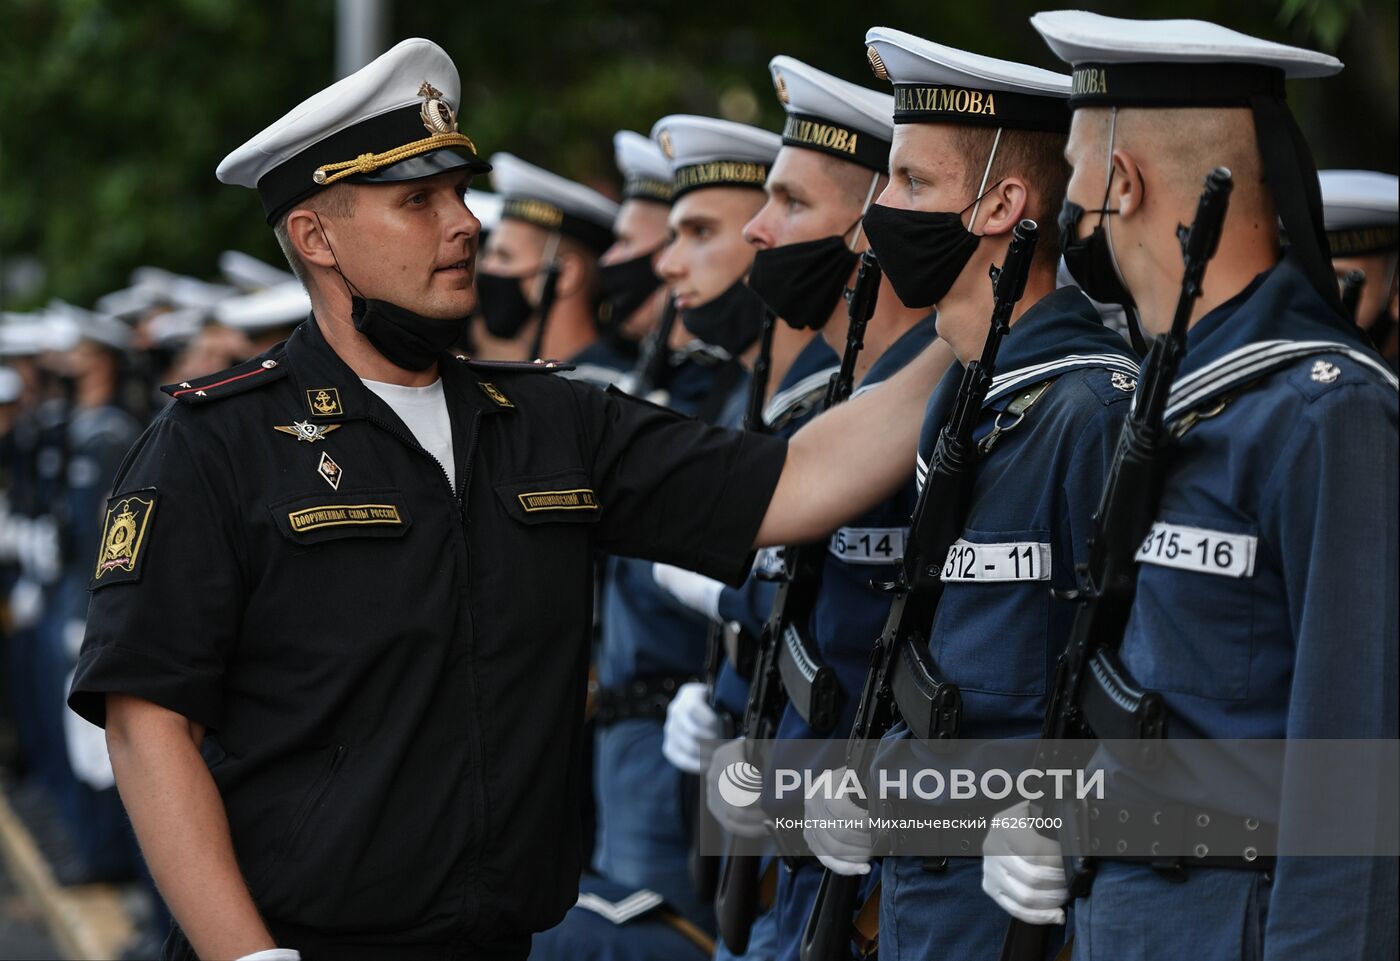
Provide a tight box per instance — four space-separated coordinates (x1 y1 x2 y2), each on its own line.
1319 169 1399 365
476 152 630 386
982 12 1398 960
800 27 1139 961
727 53 936 961
62 40 798 961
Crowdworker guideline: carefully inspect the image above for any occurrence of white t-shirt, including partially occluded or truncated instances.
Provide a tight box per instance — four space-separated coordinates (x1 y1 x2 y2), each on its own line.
360 378 456 491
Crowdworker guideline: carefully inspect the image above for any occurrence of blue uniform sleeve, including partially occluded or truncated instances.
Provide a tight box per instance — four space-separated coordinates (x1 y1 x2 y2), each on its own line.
1260 378 1399 960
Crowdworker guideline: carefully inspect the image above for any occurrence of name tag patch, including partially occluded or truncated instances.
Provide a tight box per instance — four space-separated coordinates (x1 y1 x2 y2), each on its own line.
1137 521 1256 578
941 539 1051 583
517 488 598 513
829 526 906 566
288 503 403 533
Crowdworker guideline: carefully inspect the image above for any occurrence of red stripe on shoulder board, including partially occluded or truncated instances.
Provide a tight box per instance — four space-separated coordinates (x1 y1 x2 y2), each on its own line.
171 366 269 398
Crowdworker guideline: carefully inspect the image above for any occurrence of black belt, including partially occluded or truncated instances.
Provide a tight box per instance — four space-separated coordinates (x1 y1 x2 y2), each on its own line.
1067 798 1276 892
593 674 696 726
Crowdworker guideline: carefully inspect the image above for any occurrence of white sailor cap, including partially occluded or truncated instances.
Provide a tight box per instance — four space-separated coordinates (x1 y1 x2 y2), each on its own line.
1031 11 1345 310
767 56 893 173
1031 11 1341 105
214 281 311 334
864 27 1070 132
95 284 165 321
130 267 238 312
465 190 505 234
614 130 674 204
0 314 49 357
217 38 491 225
146 308 206 350
0 367 21 405
46 301 130 351
219 250 297 292
488 153 619 254
1319 170 1399 256
650 115 781 201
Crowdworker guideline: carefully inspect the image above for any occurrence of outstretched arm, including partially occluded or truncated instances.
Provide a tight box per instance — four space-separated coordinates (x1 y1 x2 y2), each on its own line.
754 338 954 547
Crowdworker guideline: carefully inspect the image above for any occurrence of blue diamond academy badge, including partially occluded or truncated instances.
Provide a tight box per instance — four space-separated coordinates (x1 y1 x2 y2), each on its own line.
93 492 157 586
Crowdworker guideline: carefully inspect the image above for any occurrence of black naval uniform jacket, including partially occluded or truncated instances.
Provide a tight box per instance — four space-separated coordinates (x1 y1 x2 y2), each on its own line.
68 317 786 950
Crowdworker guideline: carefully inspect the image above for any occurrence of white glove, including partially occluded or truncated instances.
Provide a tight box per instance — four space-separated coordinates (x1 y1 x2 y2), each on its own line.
63 668 114 791
981 800 1069 925
706 738 770 839
662 682 724 774
803 768 874 876
652 563 724 621
235 951 301 961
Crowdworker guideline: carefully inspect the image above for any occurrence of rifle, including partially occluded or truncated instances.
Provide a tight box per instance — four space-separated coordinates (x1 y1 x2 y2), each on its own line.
639 297 680 395
1339 268 1366 326
743 308 779 433
714 253 882 952
997 168 1233 961
526 260 562 361
801 221 1041 961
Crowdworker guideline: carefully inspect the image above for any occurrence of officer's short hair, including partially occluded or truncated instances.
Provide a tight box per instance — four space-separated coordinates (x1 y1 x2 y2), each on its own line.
273 185 357 286
951 126 1069 267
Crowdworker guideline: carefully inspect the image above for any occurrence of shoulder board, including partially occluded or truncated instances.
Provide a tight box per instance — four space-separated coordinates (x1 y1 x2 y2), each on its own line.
456 356 575 374
161 349 288 404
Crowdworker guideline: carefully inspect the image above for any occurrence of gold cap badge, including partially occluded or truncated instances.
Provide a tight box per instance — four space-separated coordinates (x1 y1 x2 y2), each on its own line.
658 130 675 160
418 81 459 135
867 46 889 82
773 72 790 105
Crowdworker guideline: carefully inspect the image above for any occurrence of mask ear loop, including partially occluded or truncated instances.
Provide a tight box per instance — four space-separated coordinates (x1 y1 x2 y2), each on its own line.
966 127 1004 234
313 212 366 302
533 231 563 301
845 171 882 251
1101 108 1133 295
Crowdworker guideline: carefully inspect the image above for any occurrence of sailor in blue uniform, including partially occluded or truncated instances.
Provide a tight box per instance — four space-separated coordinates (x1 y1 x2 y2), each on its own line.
982 12 1399 961
725 55 938 961
1318 169 1399 367
476 153 630 387
647 113 842 961
802 28 1139 961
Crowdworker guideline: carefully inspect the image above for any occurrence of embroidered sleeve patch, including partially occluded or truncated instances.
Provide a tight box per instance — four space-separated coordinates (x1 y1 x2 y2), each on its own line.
517 489 598 513
92 491 158 588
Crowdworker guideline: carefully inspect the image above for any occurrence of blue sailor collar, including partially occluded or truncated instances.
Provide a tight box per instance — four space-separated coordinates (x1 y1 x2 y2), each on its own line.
853 311 939 397
762 333 840 429
926 286 1138 429
1160 253 1397 420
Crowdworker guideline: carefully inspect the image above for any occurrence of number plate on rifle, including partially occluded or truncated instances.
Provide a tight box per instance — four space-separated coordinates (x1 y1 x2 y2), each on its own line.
828 526 906 566
940 539 1051 582
1136 521 1256 578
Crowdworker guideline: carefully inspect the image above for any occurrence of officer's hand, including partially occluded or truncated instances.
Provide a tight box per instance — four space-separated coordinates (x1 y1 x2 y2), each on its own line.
652 563 724 621
706 738 769 839
981 800 1068 926
662 682 723 774
803 769 874 876
235 950 301 961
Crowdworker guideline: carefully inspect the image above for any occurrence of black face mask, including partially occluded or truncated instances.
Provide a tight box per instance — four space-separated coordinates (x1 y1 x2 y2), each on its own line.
1058 199 1134 307
748 235 860 331
350 296 465 371
680 278 768 357
597 251 662 330
475 270 538 339
861 202 982 309
316 214 468 370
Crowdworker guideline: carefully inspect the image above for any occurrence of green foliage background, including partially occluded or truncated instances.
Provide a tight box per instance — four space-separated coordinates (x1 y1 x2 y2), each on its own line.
1 0 1395 309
